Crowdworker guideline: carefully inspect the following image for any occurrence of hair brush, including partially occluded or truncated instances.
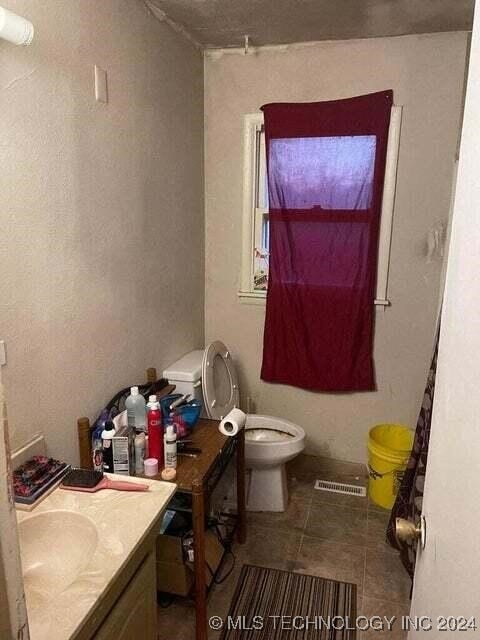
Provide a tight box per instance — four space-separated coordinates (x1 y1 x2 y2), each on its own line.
60 468 149 493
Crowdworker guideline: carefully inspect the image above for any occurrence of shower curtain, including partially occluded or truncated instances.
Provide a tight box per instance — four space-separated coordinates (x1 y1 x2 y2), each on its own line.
387 326 440 578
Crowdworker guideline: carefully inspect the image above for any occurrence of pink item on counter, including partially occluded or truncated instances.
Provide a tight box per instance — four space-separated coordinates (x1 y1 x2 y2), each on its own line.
144 458 159 477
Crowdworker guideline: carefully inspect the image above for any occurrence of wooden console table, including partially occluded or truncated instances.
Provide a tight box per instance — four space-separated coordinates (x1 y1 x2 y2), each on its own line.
149 418 247 640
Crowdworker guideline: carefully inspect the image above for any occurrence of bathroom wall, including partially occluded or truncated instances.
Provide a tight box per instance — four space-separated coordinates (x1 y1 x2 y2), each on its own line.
0 382 28 638
0 0 204 463
0 561 11 639
204 32 468 463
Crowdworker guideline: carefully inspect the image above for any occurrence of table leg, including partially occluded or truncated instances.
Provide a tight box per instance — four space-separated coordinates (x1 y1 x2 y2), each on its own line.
192 478 208 640
236 429 247 544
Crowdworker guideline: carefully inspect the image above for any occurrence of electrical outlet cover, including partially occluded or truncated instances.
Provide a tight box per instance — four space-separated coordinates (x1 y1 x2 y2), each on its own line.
94 65 108 104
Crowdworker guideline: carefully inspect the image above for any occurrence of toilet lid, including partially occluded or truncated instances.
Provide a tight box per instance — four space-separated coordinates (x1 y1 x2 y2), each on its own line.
202 341 239 420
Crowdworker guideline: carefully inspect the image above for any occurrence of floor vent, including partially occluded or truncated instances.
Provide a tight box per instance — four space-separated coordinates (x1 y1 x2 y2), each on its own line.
314 479 367 497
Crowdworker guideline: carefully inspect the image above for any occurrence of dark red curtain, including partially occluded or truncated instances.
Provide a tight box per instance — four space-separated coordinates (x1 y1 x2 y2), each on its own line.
261 91 393 392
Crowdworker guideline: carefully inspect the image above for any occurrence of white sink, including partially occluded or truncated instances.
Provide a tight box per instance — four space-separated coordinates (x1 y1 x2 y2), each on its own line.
18 510 98 600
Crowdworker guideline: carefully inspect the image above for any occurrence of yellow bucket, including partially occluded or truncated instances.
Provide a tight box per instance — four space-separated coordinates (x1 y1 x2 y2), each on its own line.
367 424 414 510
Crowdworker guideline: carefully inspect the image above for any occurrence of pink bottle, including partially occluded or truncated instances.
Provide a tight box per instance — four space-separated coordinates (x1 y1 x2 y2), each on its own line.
147 395 163 467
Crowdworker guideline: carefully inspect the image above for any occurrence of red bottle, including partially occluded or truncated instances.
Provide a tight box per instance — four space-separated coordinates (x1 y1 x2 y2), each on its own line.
147 395 163 466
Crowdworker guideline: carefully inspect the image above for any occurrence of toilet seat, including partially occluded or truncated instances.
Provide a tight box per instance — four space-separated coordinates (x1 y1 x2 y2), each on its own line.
202 341 240 420
244 415 304 446
245 428 294 443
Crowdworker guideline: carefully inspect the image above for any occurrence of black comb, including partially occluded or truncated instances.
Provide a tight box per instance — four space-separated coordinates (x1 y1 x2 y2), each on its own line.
61 468 103 488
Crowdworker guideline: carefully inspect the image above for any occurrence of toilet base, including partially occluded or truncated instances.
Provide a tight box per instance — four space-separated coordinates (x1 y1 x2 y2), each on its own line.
246 465 289 512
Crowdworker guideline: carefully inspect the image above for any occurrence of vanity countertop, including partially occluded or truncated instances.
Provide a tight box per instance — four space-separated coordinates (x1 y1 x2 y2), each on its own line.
16 474 176 640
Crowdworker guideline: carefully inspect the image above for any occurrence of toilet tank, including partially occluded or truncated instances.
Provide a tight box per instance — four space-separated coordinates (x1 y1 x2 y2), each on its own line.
163 350 204 403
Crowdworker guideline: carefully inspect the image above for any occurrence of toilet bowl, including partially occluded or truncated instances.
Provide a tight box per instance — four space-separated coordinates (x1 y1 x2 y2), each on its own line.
244 415 305 512
163 341 305 512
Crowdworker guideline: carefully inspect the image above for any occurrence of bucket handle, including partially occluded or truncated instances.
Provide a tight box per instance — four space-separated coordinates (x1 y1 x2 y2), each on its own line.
368 464 388 480
367 464 402 480
368 465 406 492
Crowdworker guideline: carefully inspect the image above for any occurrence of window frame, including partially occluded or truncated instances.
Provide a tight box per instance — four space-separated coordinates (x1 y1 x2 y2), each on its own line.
238 107 403 306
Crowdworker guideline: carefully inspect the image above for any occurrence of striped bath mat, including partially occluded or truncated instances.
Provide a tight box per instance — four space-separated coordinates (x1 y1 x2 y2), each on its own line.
219 564 357 639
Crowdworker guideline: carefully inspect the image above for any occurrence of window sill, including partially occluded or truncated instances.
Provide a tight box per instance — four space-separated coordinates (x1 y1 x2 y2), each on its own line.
237 290 390 307
238 290 267 305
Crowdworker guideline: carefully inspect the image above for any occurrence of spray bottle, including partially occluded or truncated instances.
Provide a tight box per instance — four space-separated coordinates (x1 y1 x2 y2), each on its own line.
147 395 163 465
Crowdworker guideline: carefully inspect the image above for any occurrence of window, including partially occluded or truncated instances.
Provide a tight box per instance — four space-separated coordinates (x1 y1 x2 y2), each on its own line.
239 107 402 305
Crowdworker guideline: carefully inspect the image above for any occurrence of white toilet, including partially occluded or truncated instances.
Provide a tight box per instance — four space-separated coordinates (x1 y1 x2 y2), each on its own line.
163 341 305 512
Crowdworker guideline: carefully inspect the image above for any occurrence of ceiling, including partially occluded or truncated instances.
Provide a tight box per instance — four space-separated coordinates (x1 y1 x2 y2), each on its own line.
146 0 474 49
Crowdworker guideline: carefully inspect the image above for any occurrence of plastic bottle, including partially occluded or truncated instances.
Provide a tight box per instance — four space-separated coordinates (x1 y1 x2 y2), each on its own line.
91 409 110 471
101 420 116 473
147 395 163 465
164 424 177 469
164 414 177 469
92 424 103 471
134 432 146 475
125 386 146 432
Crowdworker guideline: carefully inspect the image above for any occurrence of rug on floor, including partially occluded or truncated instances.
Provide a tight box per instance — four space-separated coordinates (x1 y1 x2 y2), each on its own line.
219 564 357 639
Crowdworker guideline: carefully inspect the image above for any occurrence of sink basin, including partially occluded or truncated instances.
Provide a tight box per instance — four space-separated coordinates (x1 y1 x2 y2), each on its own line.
18 510 98 599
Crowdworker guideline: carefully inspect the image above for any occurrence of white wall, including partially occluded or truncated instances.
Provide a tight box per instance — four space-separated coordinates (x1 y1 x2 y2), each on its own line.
0 382 28 638
410 6 480 629
204 33 468 463
0 0 205 464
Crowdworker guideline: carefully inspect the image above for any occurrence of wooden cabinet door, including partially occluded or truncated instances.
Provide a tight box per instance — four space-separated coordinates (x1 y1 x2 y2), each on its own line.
94 552 156 640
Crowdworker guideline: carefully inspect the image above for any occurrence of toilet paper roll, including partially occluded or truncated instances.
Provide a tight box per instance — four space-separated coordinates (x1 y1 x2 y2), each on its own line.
219 408 246 437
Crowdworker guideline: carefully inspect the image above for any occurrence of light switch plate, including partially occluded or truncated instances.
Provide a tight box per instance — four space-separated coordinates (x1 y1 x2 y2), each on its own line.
94 65 108 104
0 340 6 366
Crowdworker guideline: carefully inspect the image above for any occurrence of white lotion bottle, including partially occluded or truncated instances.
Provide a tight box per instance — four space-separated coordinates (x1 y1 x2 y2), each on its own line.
126 386 146 432
164 425 177 469
134 432 146 475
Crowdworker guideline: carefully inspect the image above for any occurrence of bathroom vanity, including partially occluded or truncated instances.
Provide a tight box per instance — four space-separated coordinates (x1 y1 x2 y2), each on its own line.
16 475 175 640
81 542 156 640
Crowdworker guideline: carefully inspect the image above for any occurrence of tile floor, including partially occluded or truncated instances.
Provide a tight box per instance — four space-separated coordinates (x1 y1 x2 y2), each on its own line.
157 454 411 639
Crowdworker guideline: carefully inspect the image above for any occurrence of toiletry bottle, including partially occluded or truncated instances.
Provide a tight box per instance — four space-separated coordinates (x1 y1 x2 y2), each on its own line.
147 395 163 465
92 423 104 471
134 432 146 475
164 424 177 470
92 409 110 471
101 420 116 473
125 386 146 432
